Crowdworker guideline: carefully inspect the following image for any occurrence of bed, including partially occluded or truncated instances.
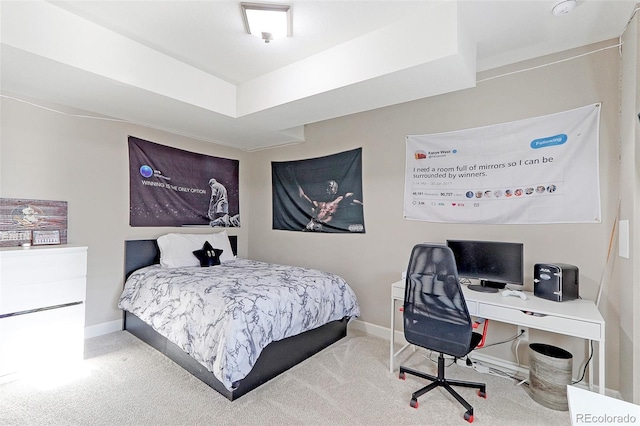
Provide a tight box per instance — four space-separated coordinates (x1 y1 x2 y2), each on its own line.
119 233 360 401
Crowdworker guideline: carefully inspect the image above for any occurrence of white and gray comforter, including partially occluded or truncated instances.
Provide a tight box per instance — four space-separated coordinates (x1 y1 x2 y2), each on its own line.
118 259 360 391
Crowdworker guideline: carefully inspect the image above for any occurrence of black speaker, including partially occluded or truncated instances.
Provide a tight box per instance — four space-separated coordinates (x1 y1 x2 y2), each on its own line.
533 263 579 302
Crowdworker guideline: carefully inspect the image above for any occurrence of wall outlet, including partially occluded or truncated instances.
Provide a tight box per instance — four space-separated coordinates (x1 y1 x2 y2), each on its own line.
519 327 529 341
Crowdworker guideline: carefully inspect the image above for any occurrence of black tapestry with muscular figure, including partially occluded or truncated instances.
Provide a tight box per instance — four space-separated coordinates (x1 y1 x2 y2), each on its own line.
272 148 365 233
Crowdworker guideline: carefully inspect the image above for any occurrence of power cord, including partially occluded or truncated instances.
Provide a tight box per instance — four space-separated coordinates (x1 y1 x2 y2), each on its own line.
467 330 531 385
475 330 524 349
514 336 522 368
470 330 591 387
571 340 593 385
466 357 522 382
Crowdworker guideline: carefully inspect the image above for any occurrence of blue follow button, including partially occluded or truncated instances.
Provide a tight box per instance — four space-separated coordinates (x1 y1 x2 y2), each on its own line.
531 134 567 149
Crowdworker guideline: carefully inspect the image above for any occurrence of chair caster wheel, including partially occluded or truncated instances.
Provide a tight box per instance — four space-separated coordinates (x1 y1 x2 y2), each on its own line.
478 389 487 398
464 411 474 423
399 372 406 380
410 398 418 409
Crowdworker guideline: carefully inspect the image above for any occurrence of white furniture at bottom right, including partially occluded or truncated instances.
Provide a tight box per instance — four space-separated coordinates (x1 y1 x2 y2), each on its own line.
390 280 606 394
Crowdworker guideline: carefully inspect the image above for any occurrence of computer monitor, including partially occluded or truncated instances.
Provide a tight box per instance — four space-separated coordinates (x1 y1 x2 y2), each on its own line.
446 240 524 293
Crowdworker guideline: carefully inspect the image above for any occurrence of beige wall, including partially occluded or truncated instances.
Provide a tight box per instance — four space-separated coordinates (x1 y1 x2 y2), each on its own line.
0 40 633 395
0 97 251 328
618 5 640 404
247 41 623 392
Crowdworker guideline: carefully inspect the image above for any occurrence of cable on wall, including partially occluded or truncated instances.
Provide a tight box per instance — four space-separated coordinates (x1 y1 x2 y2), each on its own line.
0 93 245 151
478 5 639 84
476 42 622 85
0 93 130 123
619 6 640 56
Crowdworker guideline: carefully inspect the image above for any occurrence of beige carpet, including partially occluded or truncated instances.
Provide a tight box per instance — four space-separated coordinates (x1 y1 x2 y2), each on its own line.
0 330 570 425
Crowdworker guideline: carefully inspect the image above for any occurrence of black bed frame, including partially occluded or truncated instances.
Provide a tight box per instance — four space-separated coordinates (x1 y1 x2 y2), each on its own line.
123 237 349 401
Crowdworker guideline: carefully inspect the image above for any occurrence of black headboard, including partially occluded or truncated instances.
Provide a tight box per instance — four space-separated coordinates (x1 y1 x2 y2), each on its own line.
125 235 238 278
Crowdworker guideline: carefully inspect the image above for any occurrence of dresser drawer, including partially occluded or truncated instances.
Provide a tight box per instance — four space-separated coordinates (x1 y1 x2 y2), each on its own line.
477 303 602 340
0 248 87 286
0 303 85 377
0 277 86 314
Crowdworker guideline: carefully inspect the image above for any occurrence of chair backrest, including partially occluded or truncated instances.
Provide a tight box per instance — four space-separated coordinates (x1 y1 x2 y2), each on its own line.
403 244 474 358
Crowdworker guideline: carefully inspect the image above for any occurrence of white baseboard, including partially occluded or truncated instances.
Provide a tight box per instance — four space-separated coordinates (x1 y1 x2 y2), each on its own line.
84 319 123 339
349 318 396 340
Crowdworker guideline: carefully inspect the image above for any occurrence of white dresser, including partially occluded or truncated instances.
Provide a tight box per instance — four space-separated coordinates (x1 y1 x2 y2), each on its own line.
0 245 87 377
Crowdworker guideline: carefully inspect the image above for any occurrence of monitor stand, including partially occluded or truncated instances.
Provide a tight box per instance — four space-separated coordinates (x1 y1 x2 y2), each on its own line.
467 284 500 293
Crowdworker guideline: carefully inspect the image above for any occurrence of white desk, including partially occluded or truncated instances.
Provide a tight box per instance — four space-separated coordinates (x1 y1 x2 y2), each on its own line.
390 280 606 394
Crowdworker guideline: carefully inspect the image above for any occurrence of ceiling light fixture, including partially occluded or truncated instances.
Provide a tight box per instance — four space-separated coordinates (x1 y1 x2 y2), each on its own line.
241 2 291 43
552 0 577 16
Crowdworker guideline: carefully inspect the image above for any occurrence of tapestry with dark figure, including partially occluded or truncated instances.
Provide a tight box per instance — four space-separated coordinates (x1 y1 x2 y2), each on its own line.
272 148 365 233
129 136 240 227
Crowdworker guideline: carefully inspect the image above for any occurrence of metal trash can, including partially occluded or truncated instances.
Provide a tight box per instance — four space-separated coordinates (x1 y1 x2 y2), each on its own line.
529 343 573 411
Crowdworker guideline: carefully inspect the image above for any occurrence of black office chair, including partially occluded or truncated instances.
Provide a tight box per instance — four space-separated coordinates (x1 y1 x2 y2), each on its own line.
399 244 487 423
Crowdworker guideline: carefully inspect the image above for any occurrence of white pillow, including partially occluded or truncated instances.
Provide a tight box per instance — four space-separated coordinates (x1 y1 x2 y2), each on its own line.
209 231 236 263
157 231 236 268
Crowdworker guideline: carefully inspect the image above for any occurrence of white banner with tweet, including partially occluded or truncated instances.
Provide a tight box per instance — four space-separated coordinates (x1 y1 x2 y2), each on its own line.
404 104 601 224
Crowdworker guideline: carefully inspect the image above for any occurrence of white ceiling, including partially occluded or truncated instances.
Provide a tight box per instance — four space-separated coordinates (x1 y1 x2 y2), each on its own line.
1 1 637 151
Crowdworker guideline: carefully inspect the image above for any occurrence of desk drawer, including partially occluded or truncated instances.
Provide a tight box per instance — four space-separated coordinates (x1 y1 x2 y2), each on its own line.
477 304 601 340
391 284 404 300
465 300 478 316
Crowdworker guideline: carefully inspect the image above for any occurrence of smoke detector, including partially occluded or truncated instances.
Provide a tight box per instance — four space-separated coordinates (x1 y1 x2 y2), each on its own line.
552 0 577 16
